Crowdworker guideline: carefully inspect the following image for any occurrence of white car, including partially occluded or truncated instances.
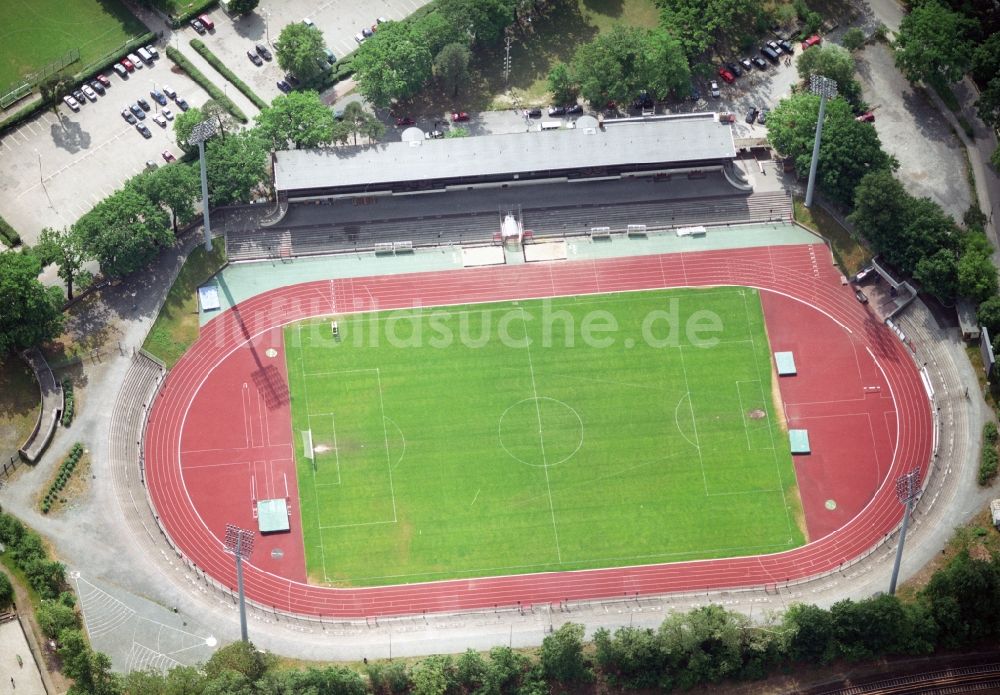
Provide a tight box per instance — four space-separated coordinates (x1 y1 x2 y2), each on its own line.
62 95 80 111
710 80 720 98
354 32 366 44
152 113 167 127
302 17 314 25
80 85 98 101
161 107 174 120
129 53 143 69
162 84 176 99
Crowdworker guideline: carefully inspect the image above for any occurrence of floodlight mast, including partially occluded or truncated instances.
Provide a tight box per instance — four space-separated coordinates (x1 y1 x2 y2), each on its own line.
224 524 255 641
804 75 838 208
888 468 921 595
189 119 218 252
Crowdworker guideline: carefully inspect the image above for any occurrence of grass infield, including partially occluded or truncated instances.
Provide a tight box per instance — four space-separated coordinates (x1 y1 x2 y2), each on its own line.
0 0 148 91
285 288 805 587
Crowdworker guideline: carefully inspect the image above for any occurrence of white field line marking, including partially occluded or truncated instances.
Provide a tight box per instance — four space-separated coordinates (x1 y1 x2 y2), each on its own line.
298 324 331 582
375 368 398 523
741 290 795 542
675 345 708 496
471 488 481 507
521 307 562 563
735 381 752 451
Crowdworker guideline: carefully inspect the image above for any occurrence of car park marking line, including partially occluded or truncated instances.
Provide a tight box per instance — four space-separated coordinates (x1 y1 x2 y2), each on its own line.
16 125 134 199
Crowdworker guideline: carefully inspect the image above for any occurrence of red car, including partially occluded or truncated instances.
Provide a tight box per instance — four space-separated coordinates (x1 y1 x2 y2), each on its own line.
717 67 735 84
96 74 111 87
801 34 822 50
395 116 415 127
121 58 135 72
451 111 469 122
161 150 176 162
856 111 875 123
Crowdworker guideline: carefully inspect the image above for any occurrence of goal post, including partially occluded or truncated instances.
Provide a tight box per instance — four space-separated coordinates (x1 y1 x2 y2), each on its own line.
301 429 315 470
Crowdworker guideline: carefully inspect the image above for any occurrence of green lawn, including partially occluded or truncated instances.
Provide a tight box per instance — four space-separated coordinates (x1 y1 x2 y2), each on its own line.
0 0 148 91
0 357 40 457
142 241 227 369
285 288 804 587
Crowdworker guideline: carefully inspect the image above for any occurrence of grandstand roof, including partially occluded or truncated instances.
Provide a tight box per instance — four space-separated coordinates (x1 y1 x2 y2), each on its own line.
273 114 737 194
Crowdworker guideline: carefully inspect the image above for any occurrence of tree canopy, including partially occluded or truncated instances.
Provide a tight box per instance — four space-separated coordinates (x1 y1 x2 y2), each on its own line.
205 130 269 206
35 226 91 300
655 0 764 60
227 0 259 15
437 0 516 44
255 90 335 148
795 44 862 105
73 188 172 278
0 251 64 357
768 92 895 205
893 0 976 84
139 163 202 232
275 22 328 82
353 22 435 107
434 43 472 98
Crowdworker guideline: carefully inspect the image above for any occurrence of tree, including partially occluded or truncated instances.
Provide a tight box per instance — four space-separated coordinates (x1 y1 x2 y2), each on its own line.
795 44 861 105
540 622 589 684
768 92 895 205
644 28 692 101
141 164 201 233
340 101 384 145
58 629 121 695
993 144 1000 171
410 655 457 695
205 640 276 683
205 129 269 205
227 0 259 15
456 649 488 692
657 0 764 60
35 227 91 300
915 248 958 299
0 251 64 357
39 73 76 114
173 106 204 153
548 63 577 105
977 294 1000 335
894 0 976 84
37 599 80 638
957 248 998 301
74 187 171 278
975 77 1000 130
413 13 463 57
275 22 328 82
783 603 834 664
353 22 434 107
201 99 236 140
972 33 1000 88
842 27 865 52
445 126 469 138
922 552 1000 647
255 90 335 148
658 605 745 690
434 43 472 97
437 0 517 44
0 572 12 610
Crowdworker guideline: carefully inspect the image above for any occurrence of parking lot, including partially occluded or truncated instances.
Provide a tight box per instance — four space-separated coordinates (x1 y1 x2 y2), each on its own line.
0 50 213 243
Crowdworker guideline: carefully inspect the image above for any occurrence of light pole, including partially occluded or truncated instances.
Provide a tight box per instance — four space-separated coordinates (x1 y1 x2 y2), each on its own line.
264 10 271 46
804 74 838 208
888 468 921 595
189 119 217 252
34 148 42 184
224 524 255 642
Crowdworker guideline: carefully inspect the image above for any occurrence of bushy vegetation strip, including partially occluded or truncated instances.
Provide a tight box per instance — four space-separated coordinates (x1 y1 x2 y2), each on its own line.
165 46 248 123
190 39 268 110
980 422 998 485
60 377 74 427
40 443 83 514
0 214 21 247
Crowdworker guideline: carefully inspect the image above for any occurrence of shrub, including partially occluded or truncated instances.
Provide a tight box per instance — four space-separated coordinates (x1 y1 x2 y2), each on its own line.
190 39 268 110
41 443 84 513
987 422 998 445
980 443 998 485
61 378 74 427
165 46 248 123
0 214 21 247
842 28 865 52
0 572 13 609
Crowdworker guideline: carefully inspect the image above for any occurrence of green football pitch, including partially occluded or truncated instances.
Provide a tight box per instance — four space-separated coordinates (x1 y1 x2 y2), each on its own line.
284 288 805 587
0 0 147 91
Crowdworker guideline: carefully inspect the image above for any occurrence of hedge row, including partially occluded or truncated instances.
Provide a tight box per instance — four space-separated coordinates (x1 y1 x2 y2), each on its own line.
0 505 68 600
190 39 268 110
0 214 21 247
165 46 248 123
981 423 999 485
61 378 74 427
41 443 83 514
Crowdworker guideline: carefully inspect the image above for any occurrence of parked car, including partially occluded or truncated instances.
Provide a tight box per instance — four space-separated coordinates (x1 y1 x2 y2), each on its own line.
150 89 167 106
285 73 300 86
778 39 794 54
256 44 272 61
802 34 822 50
145 44 159 59
136 122 151 138
137 47 153 65
81 84 98 101
718 112 736 123
548 105 567 116
377 16 388 24
128 53 143 69
96 73 111 87
162 84 176 99
72 89 86 104
757 107 769 124
162 150 176 162
451 111 470 122
276 79 291 93
191 18 206 34
302 17 314 25
689 84 701 101
718 67 735 83
709 80 720 98
197 14 214 30
354 33 366 44
362 26 374 38
174 95 189 111
129 103 145 119
766 40 781 54
152 113 167 127
566 104 583 115
527 107 541 118
395 116 416 126
63 95 80 111
856 110 875 123
726 62 742 78
761 45 780 64
740 57 753 72
745 107 759 123
752 56 768 70
145 160 158 170
120 57 134 72
247 50 263 66
113 63 128 78
137 97 151 111
855 288 868 304
425 130 444 139
89 80 105 95
121 108 136 123
162 107 174 120
324 48 336 64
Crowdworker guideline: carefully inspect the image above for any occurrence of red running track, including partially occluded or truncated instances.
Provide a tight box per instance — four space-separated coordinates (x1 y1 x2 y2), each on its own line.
144 244 932 618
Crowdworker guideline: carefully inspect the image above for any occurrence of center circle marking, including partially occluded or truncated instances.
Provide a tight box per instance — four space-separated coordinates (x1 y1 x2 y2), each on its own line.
498 397 584 468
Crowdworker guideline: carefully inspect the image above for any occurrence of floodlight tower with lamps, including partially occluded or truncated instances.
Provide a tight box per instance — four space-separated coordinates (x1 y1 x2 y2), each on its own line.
189 119 218 252
224 524 255 642
888 468 921 595
804 74 838 208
